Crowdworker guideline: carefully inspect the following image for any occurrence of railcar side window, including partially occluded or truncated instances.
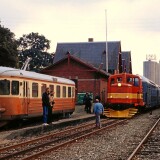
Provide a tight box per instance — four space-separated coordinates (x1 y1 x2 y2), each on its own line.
0 80 10 95
63 86 66 97
49 85 54 94
56 85 61 97
68 87 71 97
11 81 19 95
134 78 139 86
41 84 46 95
32 83 38 97
110 78 115 85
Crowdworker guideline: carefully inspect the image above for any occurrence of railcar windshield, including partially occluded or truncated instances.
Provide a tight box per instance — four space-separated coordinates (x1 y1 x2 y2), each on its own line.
0 80 10 95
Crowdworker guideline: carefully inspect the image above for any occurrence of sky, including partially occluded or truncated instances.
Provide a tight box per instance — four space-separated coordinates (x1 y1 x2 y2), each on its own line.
1 0 160 75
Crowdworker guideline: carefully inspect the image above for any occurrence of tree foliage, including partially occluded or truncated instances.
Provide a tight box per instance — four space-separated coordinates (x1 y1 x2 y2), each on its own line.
0 23 18 67
17 32 54 72
17 32 50 51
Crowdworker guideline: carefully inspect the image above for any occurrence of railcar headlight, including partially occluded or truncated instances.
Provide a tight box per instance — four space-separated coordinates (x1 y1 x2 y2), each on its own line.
126 96 128 98
118 83 121 87
110 96 112 98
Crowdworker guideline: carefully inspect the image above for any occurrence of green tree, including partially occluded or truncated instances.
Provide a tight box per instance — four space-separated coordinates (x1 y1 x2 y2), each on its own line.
0 23 18 67
17 32 53 72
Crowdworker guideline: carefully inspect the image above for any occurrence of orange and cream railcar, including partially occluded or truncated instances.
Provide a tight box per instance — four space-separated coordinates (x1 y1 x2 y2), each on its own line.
0 66 75 126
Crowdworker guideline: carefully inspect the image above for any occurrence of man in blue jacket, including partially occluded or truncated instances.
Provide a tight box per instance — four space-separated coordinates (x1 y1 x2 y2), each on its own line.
93 98 104 128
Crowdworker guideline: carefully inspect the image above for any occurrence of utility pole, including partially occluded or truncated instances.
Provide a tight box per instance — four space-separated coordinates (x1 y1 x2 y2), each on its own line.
105 9 108 73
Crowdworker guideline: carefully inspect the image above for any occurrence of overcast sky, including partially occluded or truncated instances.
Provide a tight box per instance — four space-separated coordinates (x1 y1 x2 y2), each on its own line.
1 0 160 75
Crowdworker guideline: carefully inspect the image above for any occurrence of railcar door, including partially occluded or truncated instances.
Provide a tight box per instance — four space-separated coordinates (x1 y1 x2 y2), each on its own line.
23 81 30 115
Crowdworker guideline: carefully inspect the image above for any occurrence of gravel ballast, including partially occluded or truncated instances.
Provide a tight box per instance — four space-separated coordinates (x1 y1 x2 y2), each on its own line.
41 109 160 160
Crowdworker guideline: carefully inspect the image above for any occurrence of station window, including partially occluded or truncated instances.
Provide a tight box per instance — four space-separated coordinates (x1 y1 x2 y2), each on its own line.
0 80 10 95
11 81 19 95
63 86 66 98
68 87 71 97
56 85 61 97
32 83 38 97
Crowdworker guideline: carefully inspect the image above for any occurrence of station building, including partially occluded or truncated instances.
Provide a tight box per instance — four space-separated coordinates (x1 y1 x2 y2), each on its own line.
41 40 132 104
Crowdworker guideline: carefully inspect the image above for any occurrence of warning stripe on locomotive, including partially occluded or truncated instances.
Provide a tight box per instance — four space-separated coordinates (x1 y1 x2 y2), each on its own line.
107 93 143 99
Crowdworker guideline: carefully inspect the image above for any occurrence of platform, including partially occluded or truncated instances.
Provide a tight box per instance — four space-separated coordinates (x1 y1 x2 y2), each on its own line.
3 105 95 140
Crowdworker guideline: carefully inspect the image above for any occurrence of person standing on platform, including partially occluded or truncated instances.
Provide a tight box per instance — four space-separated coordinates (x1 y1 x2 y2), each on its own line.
93 98 104 128
95 93 101 102
42 88 50 126
83 92 92 113
48 91 55 124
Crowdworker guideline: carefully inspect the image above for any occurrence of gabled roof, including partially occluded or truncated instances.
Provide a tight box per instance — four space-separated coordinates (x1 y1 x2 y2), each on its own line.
54 41 121 72
122 51 132 73
42 53 110 77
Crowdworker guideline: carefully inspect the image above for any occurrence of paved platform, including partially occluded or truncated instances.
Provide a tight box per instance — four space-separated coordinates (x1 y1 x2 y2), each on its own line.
5 105 95 139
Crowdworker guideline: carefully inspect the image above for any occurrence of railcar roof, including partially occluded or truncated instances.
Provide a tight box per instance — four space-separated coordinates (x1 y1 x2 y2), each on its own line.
0 66 74 85
138 74 159 87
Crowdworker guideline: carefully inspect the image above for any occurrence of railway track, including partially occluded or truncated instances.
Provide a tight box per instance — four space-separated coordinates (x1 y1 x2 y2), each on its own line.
127 117 160 160
0 119 126 160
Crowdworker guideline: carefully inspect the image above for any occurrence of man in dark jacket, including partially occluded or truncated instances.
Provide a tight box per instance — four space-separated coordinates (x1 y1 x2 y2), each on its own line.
83 92 92 113
42 88 50 125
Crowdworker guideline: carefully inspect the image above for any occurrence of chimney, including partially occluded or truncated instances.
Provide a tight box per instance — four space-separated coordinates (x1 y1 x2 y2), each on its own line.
88 38 94 42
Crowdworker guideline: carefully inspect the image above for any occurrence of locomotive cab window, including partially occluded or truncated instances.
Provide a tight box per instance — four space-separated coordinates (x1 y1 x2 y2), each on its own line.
110 78 115 85
127 77 132 83
117 77 122 82
0 80 10 95
11 81 19 95
134 78 139 87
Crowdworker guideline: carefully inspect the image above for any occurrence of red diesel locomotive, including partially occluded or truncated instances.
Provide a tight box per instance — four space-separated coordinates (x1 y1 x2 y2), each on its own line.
104 72 160 118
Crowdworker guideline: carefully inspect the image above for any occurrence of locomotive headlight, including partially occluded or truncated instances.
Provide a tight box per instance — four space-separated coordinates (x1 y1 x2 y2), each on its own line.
126 96 128 98
118 83 121 87
110 96 112 98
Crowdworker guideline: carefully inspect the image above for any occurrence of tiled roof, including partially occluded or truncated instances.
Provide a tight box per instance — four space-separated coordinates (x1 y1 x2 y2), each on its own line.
54 41 121 72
